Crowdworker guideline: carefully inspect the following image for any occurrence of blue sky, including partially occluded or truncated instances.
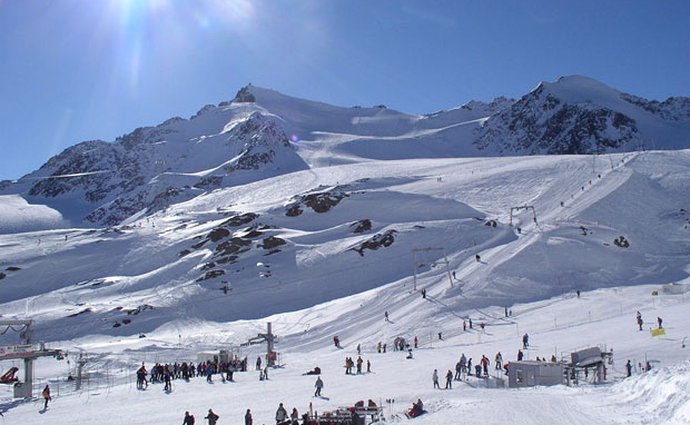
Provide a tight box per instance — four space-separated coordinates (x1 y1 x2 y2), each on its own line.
1 0 689 180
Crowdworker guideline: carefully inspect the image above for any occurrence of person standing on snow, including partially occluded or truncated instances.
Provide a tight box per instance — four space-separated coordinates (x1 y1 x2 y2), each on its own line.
290 408 299 425
244 409 253 425
522 333 529 349
432 369 440 389
625 360 633 377
314 376 324 397
275 403 288 424
384 311 390 322
636 311 643 331
183 411 196 425
445 370 453 389
205 409 219 425
495 352 503 370
657 317 663 328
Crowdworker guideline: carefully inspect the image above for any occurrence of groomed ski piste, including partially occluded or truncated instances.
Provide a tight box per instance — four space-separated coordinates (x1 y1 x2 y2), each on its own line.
1 150 690 424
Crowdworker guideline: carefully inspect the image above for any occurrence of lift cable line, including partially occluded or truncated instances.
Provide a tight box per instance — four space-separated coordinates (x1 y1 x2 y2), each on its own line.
412 248 453 291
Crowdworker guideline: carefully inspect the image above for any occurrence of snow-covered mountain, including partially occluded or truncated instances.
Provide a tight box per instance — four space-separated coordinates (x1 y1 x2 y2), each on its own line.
2 76 688 227
475 75 690 154
1 78 690 424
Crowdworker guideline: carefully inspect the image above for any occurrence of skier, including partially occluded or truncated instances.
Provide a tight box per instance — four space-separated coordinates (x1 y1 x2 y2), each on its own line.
517 349 524 361
183 411 196 425
256 356 262 370
384 311 390 322
290 408 299 425
414 336 418 348
275 403 288 424
454 361 462 380
625 360 632 377
357 343 361 355
432 369 440 389
657 317 663 328
481 355 490 377
522 333 529 349
244 409 253 425
445 369 453 389
421 288 426 299
314 376 323 397
367 359 371 373
356 356 363 374
333 336 341 348
495 352 503 370
205 409 219 425
42 384 51 410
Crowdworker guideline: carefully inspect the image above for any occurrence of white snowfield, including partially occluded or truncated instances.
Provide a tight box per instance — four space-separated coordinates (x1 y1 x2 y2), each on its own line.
0 147 689 424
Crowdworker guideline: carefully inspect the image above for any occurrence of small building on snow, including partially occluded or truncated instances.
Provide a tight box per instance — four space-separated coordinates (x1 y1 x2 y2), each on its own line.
507 361 564 388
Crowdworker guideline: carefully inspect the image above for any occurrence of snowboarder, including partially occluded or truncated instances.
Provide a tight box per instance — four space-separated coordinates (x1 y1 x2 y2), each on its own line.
625 360 632 377
432 369 440 389
314 376 323 397
244 409 253 425
475 254 481 262
42 384 51 410
657 317 663 328
522 333 529 349
636 311 643 331
275 403 288 424
445 369 453 389
333 336 341 348
183 411 196 425
205 409 219 425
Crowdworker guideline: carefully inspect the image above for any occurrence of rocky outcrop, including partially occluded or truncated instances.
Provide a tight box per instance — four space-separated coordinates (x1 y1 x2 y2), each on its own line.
475 81 638 154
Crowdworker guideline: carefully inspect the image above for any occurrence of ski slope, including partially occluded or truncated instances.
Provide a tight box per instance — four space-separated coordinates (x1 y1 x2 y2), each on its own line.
0 150 689 424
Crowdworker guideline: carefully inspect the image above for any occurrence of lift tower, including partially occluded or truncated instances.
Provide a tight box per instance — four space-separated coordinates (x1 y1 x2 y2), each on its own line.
0 319 61 398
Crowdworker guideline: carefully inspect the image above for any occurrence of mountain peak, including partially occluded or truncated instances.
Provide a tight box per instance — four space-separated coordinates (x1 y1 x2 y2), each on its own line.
232 83 256 103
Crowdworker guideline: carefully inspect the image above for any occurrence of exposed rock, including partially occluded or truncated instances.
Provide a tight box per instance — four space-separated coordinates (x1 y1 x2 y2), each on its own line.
233 84 256 103
215 237 252 256
350 219 372 234
221 213 258 227
259 236 286 250
197 269 225 281
352 230 398 256
286 189 349 216
207 228 231 242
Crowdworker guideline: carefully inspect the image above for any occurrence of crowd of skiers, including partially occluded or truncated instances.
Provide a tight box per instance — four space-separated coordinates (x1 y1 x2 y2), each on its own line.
136 357 249 390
